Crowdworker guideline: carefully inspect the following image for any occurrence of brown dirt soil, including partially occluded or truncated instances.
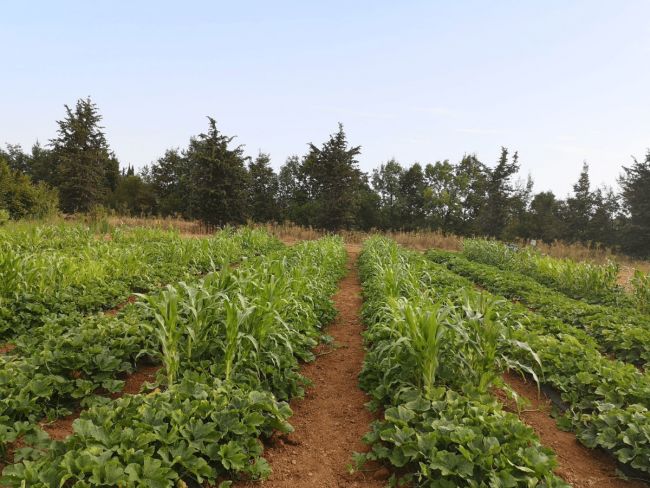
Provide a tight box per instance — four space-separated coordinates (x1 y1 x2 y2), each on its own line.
496 371 646 488
38 363 162 442
234 246 388 488
0 343 16 354
104 295 137 315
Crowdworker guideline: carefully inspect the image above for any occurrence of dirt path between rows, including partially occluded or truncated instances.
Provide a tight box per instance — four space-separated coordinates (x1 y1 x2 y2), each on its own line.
496 373 647 488
238 246 387 488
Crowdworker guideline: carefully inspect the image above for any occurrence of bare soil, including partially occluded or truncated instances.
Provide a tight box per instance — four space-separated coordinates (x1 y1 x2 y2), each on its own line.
235 246 388 488
496 372 646 488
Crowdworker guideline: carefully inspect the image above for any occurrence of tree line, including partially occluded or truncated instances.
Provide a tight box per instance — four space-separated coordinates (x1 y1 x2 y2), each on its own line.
2 97 649 257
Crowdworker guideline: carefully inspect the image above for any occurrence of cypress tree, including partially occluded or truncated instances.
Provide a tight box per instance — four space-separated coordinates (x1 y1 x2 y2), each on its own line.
188 117 251 226
618 151 650 256
49 97 114 213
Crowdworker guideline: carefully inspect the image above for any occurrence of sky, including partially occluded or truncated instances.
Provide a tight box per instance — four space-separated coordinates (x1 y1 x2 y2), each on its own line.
2 0 649 197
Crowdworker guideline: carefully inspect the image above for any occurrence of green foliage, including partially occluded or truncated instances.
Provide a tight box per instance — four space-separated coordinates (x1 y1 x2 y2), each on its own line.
0 234 348 487
425 248 650 476
442 246 650 365
619 150 650 256
49 97 116 213
463 238 623 306
0 159 59 220
354 236 566 487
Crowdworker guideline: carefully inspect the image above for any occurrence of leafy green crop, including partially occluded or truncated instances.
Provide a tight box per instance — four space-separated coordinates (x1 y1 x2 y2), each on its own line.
354 236 567 487
1 235 348 486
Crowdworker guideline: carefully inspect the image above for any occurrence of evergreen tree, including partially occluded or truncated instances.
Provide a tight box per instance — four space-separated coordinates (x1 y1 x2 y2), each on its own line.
371 158 403 229
150 148 194 217
424 160 470 235
28 141 59 187
529 191 567 242
618 151 650 256
478 148 520 238
188 117 251 226
565 162 594 242
49 97 115 213
397 162 427 230
455 154 488 236
248 152 280 222
303 123 363 230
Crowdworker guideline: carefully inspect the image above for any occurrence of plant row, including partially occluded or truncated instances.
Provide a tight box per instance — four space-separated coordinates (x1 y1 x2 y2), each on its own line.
1 236 348 487
427 248 650 367
352 236 568 488
0 226 284 339
424 248 650 479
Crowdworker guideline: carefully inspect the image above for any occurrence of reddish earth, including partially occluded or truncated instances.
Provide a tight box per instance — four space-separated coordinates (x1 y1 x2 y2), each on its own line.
235 246 387 488
0 343 16 354
496 372 646 488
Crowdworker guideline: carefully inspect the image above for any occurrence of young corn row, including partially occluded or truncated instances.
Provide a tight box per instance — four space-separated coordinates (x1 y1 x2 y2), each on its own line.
463 239 650 314
0 226 284 339
1 236 347 487
429 249 650 367
353 236 569 488
424 249 650 479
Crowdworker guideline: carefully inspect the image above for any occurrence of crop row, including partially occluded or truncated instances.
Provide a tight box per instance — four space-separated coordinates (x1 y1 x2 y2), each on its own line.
0 229 282 430
1 236 348 487
427 248 650 367
463 239 650 316
352 236 568 487
424 249 650 479
0 226 284 339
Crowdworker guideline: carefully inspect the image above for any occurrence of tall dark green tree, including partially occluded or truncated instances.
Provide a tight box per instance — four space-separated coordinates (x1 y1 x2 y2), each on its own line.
371 158 403 229
480 147 519 238
49 97 115 213
397 162 427 230
618 151 650 256
248 152 280 222
565 162 594 242
188 117 251 226
529 191 567 242
150 148 194 217
303 123 363 230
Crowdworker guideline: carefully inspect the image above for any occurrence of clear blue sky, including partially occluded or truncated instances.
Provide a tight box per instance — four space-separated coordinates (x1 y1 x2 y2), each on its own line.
2 1 649 197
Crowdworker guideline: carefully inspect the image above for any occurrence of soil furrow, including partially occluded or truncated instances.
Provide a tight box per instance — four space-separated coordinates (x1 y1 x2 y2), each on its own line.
496 372 646 488
245 246 387 487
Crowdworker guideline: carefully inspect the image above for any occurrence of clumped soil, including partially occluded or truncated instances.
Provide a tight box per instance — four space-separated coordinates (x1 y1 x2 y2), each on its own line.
237 246 387 488
496 372 646 488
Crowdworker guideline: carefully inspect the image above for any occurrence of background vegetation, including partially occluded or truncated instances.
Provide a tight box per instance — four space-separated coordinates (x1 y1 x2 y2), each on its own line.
2 97 649 257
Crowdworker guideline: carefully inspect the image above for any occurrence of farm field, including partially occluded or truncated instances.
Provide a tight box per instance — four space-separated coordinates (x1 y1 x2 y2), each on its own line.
1 225 649 487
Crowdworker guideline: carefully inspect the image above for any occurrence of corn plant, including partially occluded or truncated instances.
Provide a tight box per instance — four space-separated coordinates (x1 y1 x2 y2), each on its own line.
223 294 256 380
453 288 542 393
632 267 650 315
386 297 454 394
137 285 182 386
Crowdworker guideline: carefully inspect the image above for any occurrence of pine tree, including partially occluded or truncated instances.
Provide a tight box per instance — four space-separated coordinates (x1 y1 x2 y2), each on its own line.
303 123 363 230
397 163 426 230
565 162 594 242
618 151 650 256
49 97 115 213
248 152 280 222
371 158 403 229
188 117 251 226
480 147 520 238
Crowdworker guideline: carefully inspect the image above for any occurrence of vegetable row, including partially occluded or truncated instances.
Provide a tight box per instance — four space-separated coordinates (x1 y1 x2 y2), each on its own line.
425 248 650 479
428 248 650 367
0 226 285 339
2 236 347 487
352 236 569 487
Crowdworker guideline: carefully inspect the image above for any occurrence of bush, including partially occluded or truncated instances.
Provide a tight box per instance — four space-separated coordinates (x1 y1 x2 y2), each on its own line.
0 208 9 226
0 158 59 220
